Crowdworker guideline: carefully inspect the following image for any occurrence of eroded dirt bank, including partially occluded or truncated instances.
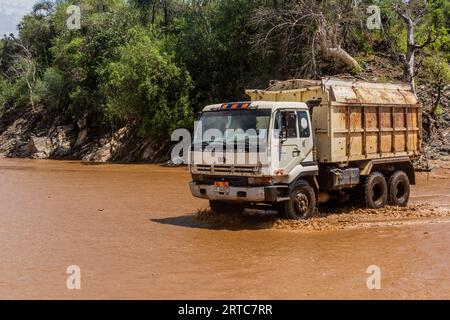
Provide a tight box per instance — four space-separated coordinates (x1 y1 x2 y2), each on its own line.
0 158 449 299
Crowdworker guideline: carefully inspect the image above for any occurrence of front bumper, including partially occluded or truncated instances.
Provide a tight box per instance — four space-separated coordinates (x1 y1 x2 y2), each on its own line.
189 182 287 203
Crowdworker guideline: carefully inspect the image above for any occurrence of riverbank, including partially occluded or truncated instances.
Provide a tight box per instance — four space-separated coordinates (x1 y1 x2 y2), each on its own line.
0 105 169 163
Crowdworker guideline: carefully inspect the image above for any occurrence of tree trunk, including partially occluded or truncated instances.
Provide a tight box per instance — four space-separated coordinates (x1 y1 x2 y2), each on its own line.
404 21 416 94
394 4 429 96
162 0 169 28
316 28 361 72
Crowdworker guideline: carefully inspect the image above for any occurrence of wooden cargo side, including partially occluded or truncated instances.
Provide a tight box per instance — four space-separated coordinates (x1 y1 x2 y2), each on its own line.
328 103 421 163
326 80 422 163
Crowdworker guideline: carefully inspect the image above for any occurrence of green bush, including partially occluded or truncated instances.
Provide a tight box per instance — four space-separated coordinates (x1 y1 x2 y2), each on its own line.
0 77 10 107
34 67 67 109
102 27 193 137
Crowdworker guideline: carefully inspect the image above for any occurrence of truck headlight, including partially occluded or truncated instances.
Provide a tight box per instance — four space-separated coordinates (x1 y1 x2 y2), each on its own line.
248 177 273 186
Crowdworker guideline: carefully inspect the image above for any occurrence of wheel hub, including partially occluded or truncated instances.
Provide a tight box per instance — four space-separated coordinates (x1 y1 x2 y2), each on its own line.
295 193 309 214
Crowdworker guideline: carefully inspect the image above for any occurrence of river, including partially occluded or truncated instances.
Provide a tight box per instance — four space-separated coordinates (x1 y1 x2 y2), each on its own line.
0 158 449 299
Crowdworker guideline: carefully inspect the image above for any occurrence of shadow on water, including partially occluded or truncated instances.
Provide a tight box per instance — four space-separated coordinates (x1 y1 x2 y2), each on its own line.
151 201 367 231
151 210 279 231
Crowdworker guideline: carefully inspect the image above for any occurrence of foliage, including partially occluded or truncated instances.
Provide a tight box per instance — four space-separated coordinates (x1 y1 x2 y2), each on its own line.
418 51 450 115
102 26 193 136
0 0 448 138
35 67 67 109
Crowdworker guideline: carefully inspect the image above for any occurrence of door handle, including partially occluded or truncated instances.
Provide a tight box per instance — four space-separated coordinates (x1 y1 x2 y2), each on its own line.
292 148 301 157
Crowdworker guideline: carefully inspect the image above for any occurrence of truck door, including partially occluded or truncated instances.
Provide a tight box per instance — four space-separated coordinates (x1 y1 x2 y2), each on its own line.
274 110 302 174
296 110 314 163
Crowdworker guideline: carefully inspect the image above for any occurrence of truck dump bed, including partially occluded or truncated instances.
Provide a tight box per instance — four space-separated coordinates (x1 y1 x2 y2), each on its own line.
246 77 422 164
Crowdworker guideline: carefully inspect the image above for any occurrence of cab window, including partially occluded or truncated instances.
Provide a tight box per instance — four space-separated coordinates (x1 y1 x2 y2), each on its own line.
274 111 297 138
297 111 311 138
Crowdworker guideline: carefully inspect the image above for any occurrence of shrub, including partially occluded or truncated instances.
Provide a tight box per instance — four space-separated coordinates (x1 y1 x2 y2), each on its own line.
102 27 193 137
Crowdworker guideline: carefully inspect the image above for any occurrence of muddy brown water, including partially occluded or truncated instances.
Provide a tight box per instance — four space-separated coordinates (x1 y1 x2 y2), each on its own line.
0 158 449 299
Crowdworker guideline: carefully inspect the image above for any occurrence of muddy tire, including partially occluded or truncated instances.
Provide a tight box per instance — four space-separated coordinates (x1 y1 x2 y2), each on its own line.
364 172 388 209
388 171 410 207
209 201 245 214
284 180 316 220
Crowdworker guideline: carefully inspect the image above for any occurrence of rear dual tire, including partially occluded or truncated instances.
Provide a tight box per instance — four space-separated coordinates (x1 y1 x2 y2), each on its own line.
363 170 410 209
388 171 410 207
364 172 388 209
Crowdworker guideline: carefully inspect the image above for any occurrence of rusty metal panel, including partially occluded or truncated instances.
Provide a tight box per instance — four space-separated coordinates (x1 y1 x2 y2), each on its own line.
333 107 347 130
394 108 405 128
366 133 378 154
381 133 393 153
330 87 417 105
365 107 378 129
380 107 392 128
332 133 347 160
330 86 359 103
246 87 325 103
395 132 406 152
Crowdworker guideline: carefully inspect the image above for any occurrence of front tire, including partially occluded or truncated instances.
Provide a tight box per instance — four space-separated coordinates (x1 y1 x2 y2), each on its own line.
364 172 388 209
284 180 316 220
388 171 410 207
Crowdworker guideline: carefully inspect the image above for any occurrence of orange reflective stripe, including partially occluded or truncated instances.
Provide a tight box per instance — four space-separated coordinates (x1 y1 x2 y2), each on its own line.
220 103 251 110
214 181 229 187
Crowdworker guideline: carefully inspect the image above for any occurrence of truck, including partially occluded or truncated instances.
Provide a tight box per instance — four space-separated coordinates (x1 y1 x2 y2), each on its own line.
189 77 422 219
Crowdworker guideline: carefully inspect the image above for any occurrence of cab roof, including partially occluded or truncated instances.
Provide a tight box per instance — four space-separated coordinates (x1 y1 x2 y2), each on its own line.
202 101 308 112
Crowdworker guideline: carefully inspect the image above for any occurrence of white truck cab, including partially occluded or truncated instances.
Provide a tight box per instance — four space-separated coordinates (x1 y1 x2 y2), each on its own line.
189 101 319 219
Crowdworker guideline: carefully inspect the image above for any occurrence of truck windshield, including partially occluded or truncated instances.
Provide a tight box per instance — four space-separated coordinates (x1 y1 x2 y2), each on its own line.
193 109 271 149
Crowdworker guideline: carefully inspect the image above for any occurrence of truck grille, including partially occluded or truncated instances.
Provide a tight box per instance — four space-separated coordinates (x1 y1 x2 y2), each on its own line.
195 164 261 174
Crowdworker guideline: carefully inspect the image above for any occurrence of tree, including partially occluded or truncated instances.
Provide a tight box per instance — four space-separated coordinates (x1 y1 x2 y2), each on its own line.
420 52 450 116
102 27 193 136
252 0 362 76
129 0 171 27
32 0 55 16
49 0 140 118
393 0 437 94
9 39 38 112
0 36 22 79
18 13 55 68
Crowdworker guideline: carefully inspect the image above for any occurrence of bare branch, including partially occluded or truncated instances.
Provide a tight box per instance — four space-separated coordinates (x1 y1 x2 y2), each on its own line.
251 0 361 74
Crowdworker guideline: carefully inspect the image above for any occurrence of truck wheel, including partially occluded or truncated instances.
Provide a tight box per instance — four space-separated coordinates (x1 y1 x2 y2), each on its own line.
284 180 316 220
209 201 244 214
364 172 388 209
388 171 410 207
